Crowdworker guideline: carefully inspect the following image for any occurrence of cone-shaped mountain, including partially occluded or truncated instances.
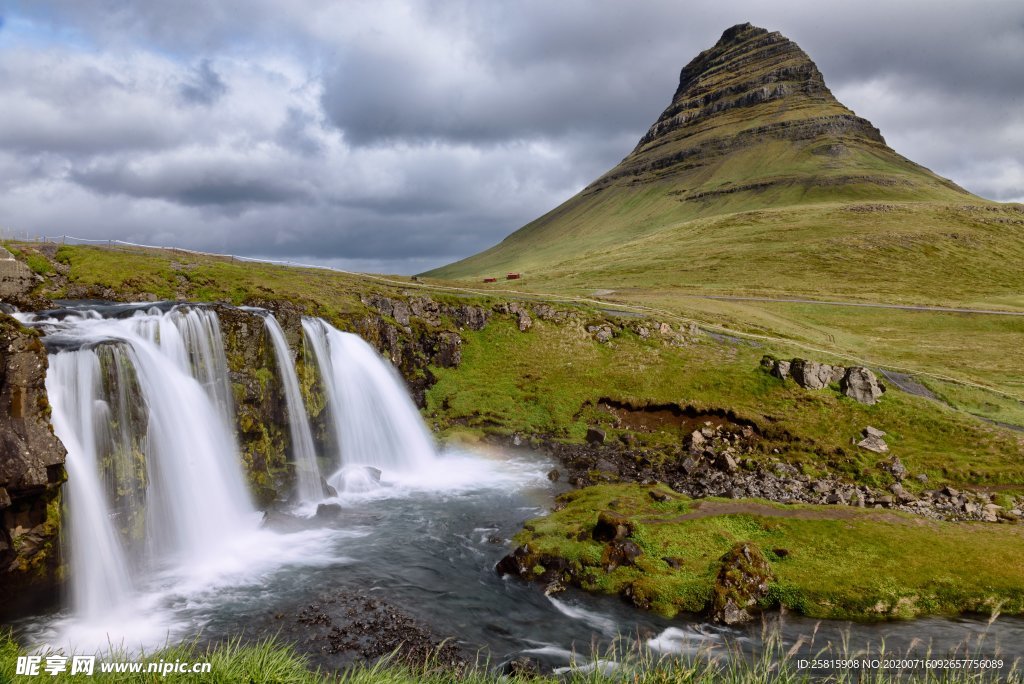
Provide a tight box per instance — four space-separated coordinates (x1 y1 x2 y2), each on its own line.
428 24 1024 305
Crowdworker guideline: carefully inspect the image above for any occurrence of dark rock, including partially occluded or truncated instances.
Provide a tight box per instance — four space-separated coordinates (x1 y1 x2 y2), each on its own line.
709 542 774 625
502 657 542 678
546 468 560 482
601 539 642 571
648 489 671 503
592 511 634 542
585 427 606 445
451 305 489 331
315 503 343 519
0 312 67 616
841 367 886 405
431 332 462 368
662 556 683 569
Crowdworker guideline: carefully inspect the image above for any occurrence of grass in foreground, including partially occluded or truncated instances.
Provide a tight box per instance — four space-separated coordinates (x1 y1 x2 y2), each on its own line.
2 630 1019 683
511 483 1024 621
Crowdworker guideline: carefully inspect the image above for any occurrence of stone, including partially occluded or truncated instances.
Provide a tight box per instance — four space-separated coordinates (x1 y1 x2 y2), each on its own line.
516 310 533 332
593 511 634 542
587 324 614 343
771 359 791 380
886 456 907 481
789 358 836 390
841 367 886 405
662 556 683 569
601 539 642 571
982 504 1001 523
502 657 542 678
687 429 706 452
715 452 739 473
864 426 887 438
547 469 560 482
709 543 774 625
431 332 462 368
315 503 343 519
1 312 68 610
648 489 671 503
857 434 889 454
451 305 489 331
586 427 606 445
0 247 41 305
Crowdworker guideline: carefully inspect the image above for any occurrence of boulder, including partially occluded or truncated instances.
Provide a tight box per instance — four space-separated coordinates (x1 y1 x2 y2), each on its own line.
857 427 888 454
771 359 791 380
857 434 889 454
841 367 885 405
592 511 634 542
709 542 774 625
686 429 706 452
789 359 840 390
601 539 642 571
585 427 606 445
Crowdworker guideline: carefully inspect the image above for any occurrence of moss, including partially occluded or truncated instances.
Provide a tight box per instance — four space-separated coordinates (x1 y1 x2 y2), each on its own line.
510 483 1024 621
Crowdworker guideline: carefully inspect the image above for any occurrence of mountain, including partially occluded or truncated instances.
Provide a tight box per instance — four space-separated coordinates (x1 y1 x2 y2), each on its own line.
427 24 1024 304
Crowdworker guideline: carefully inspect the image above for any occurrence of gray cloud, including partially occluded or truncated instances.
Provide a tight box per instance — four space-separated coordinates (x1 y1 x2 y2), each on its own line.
179 60 228 106
0 0 1021 274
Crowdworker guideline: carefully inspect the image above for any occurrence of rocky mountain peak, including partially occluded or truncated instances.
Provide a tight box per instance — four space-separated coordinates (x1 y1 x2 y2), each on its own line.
643 23 853 149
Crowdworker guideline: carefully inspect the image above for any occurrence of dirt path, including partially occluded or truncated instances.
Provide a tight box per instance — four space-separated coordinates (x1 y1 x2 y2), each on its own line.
649 499 935 527
700 295 1024 317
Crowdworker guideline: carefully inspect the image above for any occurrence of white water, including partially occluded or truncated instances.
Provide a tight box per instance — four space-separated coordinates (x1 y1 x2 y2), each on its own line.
263 315 322 503
45 351 134 619
301 318 436 492
37 306 266 649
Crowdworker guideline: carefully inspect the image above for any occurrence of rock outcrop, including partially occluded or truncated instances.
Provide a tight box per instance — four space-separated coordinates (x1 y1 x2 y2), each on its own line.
0 246 43 309
765 356 886 405
841 367 886 405
0 312 67 617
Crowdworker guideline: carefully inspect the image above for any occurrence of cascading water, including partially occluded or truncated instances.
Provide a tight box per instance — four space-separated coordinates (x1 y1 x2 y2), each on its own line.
301 318 436 492
45 351 134 619
263 314 322 503
40 305 258 620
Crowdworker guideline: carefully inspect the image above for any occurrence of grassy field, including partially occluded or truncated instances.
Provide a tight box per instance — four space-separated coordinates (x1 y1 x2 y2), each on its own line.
6 241 1022 490
427 317 1024 492
508 483 1024 621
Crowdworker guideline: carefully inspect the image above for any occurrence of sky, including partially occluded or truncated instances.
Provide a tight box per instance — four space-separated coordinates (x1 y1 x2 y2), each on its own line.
0 1 1021 274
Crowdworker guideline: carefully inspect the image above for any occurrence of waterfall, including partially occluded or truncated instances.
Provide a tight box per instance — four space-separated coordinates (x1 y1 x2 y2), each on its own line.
263 315 322 503
43 306 258 619
301 318 436 491
46 351 134 618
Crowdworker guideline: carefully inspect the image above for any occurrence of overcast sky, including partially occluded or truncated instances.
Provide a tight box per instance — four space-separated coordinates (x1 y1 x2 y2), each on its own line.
0 1 1021 274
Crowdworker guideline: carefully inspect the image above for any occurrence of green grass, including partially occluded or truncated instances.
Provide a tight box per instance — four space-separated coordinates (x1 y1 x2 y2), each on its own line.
426 318 1024 491
2 630 1019 683
511 483 1024 621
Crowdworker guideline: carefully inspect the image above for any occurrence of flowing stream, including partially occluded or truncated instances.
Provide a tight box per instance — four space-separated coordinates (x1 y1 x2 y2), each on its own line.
10 302 1024 673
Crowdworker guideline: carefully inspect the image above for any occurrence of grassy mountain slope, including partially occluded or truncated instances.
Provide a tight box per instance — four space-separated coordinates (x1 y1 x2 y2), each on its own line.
426 24 1023 305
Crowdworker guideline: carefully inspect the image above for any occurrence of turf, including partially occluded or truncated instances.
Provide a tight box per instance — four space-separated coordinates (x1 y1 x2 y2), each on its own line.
511 483 1024 620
